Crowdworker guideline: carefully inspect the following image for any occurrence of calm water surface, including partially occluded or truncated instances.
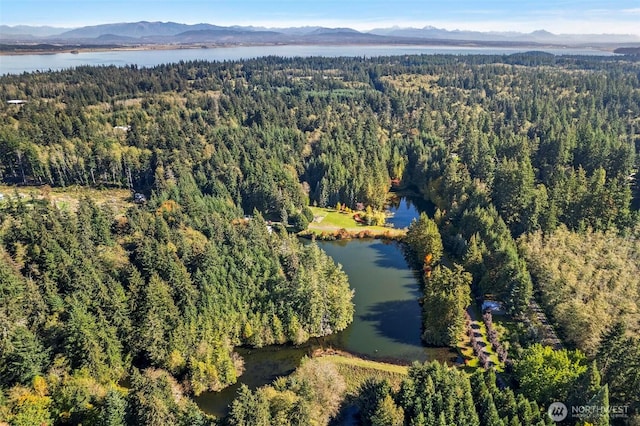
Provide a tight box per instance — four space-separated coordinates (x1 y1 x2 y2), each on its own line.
386 194 435 228
0 44 617 75
319 238 454 363
196 198 456 417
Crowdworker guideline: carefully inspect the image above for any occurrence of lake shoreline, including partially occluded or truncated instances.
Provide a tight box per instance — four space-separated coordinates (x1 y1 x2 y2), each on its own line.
0 41 618 56
1 44 620 75
0 43 279 56
298 228 404 241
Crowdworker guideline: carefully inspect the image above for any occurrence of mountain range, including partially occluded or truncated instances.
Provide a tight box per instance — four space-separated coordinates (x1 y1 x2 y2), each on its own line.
1 21 639 47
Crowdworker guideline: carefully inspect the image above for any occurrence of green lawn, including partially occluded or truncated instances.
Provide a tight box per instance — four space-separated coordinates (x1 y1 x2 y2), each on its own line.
306 206 406 237
457 333 480 370
457 307 504 373
473 319 503 371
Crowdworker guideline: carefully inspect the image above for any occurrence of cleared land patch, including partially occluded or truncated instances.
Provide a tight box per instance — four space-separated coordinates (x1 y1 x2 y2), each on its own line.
305 206 405 238
0 184 134 215
313 353 408 393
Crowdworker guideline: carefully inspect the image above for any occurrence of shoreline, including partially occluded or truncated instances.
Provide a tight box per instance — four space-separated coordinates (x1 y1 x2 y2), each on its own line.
0 41 619 56
0 43 253 56
298 228 405 241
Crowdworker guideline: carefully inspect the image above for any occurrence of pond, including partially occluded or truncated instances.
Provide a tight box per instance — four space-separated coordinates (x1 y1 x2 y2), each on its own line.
319 238 455 363
386 193 435 229
196 196 456 417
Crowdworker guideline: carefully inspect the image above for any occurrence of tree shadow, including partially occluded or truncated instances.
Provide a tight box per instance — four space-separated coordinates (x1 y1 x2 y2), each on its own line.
368 240 411 270
359 299 423 346
401 281 422 298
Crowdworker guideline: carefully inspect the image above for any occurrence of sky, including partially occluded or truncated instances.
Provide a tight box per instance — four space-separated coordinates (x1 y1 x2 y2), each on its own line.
1 0 640 35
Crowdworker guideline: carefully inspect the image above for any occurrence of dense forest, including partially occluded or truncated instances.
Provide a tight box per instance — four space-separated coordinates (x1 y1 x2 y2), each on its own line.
228 356 611 426
1 52 639 424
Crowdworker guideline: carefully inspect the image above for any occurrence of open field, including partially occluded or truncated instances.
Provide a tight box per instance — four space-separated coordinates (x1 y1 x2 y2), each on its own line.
0 184 134 215
305 206 406 238
314 353 408 393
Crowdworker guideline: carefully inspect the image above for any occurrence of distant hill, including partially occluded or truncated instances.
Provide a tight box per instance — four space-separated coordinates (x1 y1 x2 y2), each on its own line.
95 34 141 44
55 21 221 39
369 26 514 42
614 46 640 56
267 26 326 35
169 29 285 44
368 26 640 44
0 24 71 37
309 27 361 35
1 21 638 47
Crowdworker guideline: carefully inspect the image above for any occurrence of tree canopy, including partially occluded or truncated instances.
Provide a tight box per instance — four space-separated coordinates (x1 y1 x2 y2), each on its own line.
1 51 639 423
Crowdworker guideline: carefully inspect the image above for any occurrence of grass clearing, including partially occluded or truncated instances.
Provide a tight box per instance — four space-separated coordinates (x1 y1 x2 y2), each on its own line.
457 332 480 371
306 206 406 238
381 74 440 92
0 184 134 216
473 319 502 371
458 306 504 373
315 354 408 394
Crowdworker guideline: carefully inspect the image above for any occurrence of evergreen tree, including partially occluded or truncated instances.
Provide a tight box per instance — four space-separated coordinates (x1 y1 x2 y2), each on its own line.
422 264 472 346
0 326 48 387
99 389 128 426
405 212 444 267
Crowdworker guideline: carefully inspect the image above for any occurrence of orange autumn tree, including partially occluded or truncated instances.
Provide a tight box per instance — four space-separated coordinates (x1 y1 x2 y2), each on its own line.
423 253 433 278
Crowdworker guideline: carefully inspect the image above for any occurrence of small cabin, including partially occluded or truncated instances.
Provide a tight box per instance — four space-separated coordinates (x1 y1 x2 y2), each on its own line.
133 193 147 204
